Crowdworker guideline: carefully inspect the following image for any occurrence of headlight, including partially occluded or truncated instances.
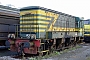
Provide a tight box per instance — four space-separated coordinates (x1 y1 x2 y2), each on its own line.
26 34 36 39
26 34 30 39
8 34 15 39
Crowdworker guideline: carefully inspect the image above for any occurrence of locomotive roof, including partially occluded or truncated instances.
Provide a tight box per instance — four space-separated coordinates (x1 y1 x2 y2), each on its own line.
20 6 75 18
0 5 19 17
0 5 19 12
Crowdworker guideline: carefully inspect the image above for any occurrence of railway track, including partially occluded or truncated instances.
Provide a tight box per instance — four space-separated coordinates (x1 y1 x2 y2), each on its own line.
0 42 89 60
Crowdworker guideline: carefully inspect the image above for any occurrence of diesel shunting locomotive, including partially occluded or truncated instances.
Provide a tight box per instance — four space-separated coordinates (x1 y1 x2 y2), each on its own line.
5 6 84 55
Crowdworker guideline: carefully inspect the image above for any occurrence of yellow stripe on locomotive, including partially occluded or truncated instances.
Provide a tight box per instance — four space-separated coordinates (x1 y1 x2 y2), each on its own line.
20 6 82 39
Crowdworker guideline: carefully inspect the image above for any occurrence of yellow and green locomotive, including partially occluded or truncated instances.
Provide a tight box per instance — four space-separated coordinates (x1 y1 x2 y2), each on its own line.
83 20 90 42
6 6 84 55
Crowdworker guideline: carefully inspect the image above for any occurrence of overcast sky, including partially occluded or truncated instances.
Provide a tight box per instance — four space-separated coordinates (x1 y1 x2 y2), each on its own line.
0 0 90 20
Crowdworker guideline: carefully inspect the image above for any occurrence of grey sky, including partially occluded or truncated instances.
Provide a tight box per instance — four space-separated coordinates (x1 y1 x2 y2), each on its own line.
0 0 90 19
